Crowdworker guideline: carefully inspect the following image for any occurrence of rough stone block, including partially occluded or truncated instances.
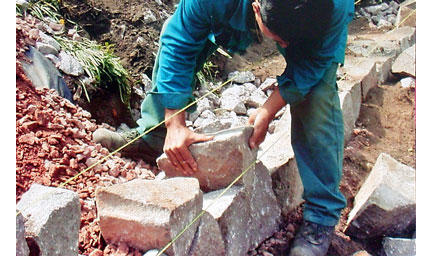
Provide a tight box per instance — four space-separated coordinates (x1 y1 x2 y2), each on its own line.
351 251 372 256
204 186 250 256
157 126 257 192
16 184 81 256
339 90 355 145
188 212 225 256
96 178 202 256
258 107 304 215
259 108 294 173
392 44 416 77
338 79 362 144
346 153 416 239
340 56 378 101
270 158 304 216
16 211 30 256
396 5 416 28
346 26 416 85
245 162 282 244
203 162 281 255
375 56 394 83
346 39 398 59
228 71 255 84
386 27 416 52
382 237 416 256
355 27 416 54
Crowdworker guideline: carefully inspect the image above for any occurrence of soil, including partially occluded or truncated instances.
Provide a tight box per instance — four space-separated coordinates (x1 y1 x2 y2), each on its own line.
16 2 416 255
61 0 176 83
57 0 177 128
331 82 416 255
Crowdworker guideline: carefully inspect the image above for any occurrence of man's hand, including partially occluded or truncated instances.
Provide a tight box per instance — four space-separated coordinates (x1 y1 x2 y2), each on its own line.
164 109 213 175
248 87 287 149
248 108 271 149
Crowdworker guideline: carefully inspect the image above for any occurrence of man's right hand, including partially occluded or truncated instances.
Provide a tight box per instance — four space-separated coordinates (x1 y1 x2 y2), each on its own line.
164 109 213 175
248 87 287 149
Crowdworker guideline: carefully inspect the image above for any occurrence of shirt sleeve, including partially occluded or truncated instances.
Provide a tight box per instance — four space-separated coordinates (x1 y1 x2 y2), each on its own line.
277 0 354 107
154 0 212 110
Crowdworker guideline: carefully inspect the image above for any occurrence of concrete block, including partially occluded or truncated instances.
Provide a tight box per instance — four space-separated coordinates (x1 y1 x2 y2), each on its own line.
16 184 81 256
96 178 202 256
346 153 416 239
157 126 257 192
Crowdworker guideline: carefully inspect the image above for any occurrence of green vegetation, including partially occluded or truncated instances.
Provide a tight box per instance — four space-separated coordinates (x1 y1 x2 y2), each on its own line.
16 0 131 107
55 36 131 105
197 60 220 87
16 0 63 23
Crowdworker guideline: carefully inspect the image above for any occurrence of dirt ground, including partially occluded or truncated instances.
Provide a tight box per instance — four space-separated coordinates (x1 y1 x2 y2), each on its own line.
332 82 416 255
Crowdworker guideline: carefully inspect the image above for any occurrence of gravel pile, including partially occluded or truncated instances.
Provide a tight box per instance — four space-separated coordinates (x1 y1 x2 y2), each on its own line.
16 61 155 254
355 1 400 27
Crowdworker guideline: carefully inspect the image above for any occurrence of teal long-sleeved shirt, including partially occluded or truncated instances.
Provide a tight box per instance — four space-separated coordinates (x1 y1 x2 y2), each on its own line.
154 0 354 109
277 0 354 106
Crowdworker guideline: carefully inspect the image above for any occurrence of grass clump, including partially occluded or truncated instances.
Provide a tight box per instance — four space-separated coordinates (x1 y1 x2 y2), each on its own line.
55 36 131 106
17 0 131 107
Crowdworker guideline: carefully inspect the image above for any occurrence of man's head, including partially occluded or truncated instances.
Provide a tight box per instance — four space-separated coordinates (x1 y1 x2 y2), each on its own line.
252 0 334 48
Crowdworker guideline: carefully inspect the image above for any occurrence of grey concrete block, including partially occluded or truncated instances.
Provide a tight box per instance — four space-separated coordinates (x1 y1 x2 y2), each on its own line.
383 237 416 256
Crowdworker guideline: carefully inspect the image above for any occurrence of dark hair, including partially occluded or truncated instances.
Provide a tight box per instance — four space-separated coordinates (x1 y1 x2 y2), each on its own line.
260 0 334 45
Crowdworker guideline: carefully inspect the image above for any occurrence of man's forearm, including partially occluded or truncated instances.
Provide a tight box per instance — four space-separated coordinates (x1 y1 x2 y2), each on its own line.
261 87 287 121
165 108 186 129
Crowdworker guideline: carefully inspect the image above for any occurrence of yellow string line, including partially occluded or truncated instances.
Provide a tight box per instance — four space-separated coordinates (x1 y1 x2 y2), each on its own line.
395 9 416 29
156 130 286 256
16 76 236 217
58 77 236 188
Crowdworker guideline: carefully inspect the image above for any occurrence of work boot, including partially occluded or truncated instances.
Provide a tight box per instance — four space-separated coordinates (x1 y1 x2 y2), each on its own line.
93 128 160 164
288 220 334 256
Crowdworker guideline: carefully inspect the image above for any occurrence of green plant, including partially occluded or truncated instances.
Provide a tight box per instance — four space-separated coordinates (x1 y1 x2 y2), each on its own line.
55 36 131 106
16 0 131 107
197 60 219 86
16 0 62 23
